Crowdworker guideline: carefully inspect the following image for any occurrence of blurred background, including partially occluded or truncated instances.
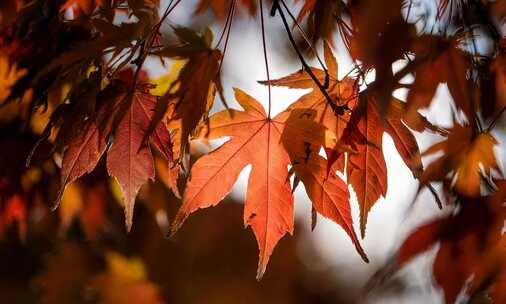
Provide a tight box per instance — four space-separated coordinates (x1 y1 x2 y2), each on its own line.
1 0 504 303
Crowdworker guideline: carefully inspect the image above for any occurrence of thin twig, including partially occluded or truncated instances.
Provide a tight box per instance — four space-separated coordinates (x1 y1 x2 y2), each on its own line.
279 0 329 88
487 105 506 131
426 183 443 209
217 0 236 74
132 0 182 90
216 0 235 111
461 6 483 133
215 0 235 48
336 16 353 54
271 0 347 115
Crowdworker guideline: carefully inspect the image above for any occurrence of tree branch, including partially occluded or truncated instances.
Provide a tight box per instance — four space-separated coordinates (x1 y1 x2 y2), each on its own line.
271 0 347 115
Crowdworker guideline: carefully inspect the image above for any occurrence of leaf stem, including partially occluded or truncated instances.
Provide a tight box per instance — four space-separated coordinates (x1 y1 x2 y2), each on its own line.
259 0 272 118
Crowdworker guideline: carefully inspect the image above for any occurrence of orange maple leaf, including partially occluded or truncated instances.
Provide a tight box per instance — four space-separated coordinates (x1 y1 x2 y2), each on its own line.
397 183 506 303
344 100 387 238
406 36 476 125
421 123 499 197
262 42 422 237
171 88 367 279
344 96 424 237
261 42 357 141
153 27 222 159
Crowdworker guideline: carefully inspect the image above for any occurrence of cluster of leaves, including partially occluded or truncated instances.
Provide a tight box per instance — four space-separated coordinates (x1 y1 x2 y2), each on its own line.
0 0 505 301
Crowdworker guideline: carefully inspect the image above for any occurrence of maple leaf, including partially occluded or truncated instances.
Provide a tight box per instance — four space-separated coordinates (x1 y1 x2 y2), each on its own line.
421 123 499 197
347 97 426 237
171 88 366 279
52 69 172 230
295 0 349 43
263 43 423 237
292 153 368 261
56 120 107 208
261 42 427 176
397 184 506 304
405 36 476 125
344 100 387 238
147 61 185 197
260 41 357 142
152 27 223 158
348 0 415 111
54 74 102 148
383 98 424 176
195 0 256 18
158 116 188 196
107 90 172 231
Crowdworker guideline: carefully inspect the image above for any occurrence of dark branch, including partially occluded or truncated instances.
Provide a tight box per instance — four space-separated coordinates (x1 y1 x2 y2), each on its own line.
271 0 347 115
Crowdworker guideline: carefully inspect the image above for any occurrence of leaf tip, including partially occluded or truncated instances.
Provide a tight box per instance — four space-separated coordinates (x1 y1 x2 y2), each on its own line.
124 205 134 233
125 218 133 233
360 222 367 240
50 200 61 212
256 246 274 281
256 263 267 281
169 213 186 237
361 252 370 263
51 189 64 212
352 233 369 263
